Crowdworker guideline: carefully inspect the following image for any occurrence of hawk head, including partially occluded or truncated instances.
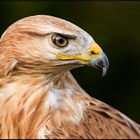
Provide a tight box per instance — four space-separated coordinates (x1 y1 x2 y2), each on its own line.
0 15 109 78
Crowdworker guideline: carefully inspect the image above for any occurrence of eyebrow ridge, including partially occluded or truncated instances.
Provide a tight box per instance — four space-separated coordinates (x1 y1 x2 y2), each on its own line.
22 31 77 40
53 32 77 40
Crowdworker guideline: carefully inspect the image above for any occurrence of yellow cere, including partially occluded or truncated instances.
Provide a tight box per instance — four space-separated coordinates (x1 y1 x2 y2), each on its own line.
90 43 102 55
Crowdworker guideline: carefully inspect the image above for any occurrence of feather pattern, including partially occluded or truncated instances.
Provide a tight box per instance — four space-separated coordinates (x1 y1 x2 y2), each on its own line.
0 15 139 139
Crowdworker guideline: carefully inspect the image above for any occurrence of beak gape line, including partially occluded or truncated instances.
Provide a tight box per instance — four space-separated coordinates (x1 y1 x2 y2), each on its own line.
55 42 109 76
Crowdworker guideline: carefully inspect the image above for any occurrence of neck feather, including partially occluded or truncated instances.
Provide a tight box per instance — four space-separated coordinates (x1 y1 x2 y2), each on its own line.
0 71 89 138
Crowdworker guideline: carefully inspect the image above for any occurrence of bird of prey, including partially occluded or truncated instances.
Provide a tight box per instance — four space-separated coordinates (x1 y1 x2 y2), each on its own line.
0 15 139 139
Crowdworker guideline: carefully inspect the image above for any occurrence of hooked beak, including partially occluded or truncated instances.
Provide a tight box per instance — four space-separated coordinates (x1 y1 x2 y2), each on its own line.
56 42 109 76
86 42 109 76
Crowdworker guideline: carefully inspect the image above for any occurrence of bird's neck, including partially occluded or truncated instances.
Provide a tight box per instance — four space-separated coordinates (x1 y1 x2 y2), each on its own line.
0 72 89 138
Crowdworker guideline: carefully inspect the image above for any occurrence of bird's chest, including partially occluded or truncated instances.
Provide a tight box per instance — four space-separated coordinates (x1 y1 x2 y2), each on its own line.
37 87 86 138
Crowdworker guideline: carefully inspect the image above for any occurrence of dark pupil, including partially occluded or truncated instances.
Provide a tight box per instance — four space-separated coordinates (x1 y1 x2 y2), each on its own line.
56 36 65 45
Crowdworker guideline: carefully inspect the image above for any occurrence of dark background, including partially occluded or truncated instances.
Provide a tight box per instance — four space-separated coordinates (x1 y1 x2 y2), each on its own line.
0 1 140 123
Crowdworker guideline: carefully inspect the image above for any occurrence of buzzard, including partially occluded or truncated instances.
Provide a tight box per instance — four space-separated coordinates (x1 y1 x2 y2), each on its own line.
0 15 139 139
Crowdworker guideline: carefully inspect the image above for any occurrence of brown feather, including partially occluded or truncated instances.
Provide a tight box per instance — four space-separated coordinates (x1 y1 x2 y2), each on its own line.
0 15 139 139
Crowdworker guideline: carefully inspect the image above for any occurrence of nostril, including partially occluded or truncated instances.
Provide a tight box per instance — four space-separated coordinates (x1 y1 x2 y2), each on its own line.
90 50 96 55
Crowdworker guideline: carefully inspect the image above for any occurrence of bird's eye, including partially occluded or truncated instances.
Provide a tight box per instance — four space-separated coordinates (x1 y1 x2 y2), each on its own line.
52 35 68 48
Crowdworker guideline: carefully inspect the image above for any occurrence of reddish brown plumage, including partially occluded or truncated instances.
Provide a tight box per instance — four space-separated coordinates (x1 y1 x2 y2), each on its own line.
0 15 139 139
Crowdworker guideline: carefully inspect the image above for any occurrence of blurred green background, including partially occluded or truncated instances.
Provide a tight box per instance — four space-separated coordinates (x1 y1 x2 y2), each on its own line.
0 1 140 123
